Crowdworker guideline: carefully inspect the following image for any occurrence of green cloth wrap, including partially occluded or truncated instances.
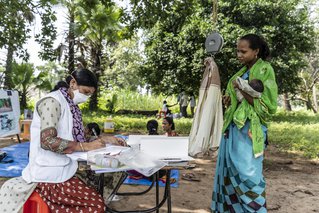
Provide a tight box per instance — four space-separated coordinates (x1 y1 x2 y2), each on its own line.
223 59 278 157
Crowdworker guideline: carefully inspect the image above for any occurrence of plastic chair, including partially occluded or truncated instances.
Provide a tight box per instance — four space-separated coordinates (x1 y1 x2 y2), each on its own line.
157 110 166 118
23 191 50 213
20 119 32 140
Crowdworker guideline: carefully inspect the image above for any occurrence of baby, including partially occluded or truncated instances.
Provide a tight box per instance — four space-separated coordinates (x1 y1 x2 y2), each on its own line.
235 77 264 102
234 77 264 141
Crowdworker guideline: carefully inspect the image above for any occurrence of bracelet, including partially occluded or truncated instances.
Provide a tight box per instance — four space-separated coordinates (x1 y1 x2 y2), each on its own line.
79 142 85 152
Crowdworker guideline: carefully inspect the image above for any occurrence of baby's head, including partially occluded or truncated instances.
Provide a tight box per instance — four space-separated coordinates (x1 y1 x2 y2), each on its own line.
249 79 264 93
85 122 101 137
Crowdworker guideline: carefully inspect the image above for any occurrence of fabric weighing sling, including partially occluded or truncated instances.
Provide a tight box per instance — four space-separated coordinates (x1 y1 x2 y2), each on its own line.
188 57 223 156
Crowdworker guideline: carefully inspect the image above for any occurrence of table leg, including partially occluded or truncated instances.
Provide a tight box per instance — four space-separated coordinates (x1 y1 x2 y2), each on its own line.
166 170 172 213
105 169 173 213
98 173 105 195
156 172 159 213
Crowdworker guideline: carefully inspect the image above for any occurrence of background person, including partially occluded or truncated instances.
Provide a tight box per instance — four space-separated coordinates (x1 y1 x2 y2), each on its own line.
160 100 177 117
181 92 189 117
189 92 196 117
146 119 159 135
162 117 178 136
177 90 185 116
211 34 278 213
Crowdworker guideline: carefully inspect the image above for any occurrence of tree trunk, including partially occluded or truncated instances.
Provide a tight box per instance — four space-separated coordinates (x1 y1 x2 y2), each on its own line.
313 86 318 113
89 47 101 111
68 7 75 74
4 44 14 89
283 93 292 111
20 90 27 109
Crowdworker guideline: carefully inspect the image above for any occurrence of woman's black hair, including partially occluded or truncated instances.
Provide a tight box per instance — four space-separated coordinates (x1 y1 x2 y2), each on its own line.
147 119 159 135
66 68 98 89
52 68 98 92
163 116 175 130
51 81 69 92
240 34 270 60
86 122 101 136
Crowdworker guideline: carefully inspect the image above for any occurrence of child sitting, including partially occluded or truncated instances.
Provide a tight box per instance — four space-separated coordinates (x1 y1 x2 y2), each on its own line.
146 119 159 135
162 117 178 136
159 100 176 118
84 122 101 142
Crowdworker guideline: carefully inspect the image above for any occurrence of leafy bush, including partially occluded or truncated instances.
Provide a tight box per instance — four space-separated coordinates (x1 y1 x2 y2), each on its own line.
270 109 319 124
268 122 319 158
82 111 193 135
268 109 319 158
82 108 319 159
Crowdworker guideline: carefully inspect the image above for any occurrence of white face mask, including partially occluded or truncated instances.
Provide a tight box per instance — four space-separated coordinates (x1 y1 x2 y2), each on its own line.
72 89 90 105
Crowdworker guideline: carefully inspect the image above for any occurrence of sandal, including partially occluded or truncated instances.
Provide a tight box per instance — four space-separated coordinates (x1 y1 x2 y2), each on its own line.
128 175 143 180
182 173 200 182
184 164 196 169
159 175 177 184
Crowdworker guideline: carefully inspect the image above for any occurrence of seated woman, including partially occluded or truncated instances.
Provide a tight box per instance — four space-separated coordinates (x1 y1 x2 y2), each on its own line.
146 119 159 135
162 117 178 136
0 69 125 213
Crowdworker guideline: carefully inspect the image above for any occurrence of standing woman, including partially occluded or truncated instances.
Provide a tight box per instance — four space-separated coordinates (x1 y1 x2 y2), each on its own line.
211 34 278 213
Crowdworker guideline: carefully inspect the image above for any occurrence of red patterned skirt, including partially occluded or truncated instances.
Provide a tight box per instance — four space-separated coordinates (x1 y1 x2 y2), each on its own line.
35 176 105 213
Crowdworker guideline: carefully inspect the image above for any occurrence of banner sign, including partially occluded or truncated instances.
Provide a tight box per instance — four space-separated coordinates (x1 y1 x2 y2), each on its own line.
0 90 20 137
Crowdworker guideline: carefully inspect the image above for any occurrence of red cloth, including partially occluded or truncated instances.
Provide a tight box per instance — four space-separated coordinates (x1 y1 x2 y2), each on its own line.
36 176 105 213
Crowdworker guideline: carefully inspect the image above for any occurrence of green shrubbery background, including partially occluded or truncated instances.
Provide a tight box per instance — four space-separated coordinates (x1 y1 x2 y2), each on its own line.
82 105 319 159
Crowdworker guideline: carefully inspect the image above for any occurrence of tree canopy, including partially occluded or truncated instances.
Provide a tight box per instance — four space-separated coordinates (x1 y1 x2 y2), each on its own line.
0 0 57 89
127 0 316 96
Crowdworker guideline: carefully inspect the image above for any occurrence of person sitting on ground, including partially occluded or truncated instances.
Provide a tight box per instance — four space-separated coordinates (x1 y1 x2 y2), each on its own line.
162 117 178 136
85 122 101 141
128 118 176 183
146 119 159 135
160 100 177 117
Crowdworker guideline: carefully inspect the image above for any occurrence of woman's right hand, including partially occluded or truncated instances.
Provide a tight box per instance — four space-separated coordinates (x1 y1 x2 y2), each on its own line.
223 95 231 108
84 138 105 151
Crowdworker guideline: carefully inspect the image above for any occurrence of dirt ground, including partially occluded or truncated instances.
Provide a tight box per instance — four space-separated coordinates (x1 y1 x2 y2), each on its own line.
1 137 319 213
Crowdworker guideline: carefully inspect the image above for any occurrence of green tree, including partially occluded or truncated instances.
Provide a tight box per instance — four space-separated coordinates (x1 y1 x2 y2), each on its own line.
36 61 66 89
0 0 57 89
293 31 319 113
127 0 316 96
11 62 52 109
104 37 144 91
75 1 123 110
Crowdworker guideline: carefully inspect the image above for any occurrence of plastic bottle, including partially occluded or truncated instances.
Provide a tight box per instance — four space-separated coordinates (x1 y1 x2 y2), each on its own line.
104 116 114 133
94 154 119 168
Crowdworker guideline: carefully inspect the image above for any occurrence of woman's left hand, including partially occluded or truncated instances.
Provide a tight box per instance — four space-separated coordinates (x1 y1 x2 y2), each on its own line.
99 135 127 146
